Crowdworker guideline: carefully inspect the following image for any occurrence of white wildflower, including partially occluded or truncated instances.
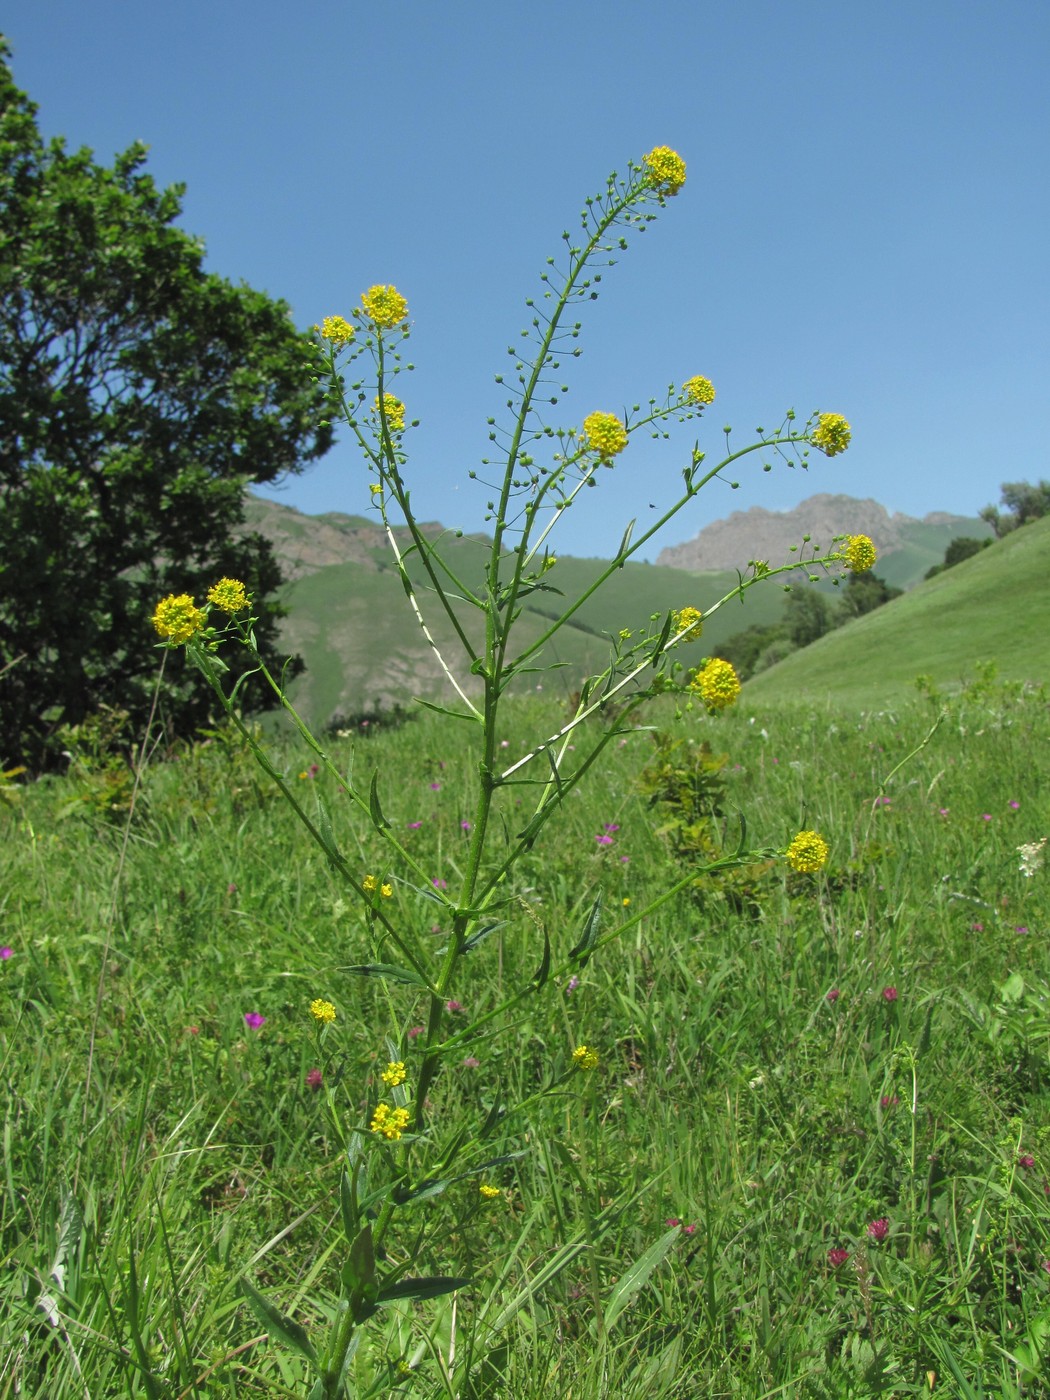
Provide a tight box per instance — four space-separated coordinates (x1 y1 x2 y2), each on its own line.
1017 837 1047 878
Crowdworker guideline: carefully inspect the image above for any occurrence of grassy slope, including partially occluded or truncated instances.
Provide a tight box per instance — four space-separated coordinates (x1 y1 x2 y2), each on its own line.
744 515 1050 706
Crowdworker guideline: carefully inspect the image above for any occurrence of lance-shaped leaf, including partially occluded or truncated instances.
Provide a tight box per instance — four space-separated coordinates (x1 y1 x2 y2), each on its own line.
368 770 391 830
238 1278 317 1363
531 925 551 991
314 792 342 865
568 893 602 968
603 1226 680 1331
342 963 430 989
342 1224 380 1322
376 1276 473 1304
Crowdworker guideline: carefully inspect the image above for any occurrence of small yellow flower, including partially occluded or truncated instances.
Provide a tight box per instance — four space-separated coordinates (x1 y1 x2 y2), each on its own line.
381 1060 406 1087
618 629 633 641
812 413 852 457
842 534 877 572
370 1103 411 1140
361 285 408 329
206 577 248 613
581 411 628 461
672 607 704 642
374 393 406 433
381 883 393 898
572 1044 600 1071
690 657 741 711
362 874 378 893
369 483 383 495
319 315 355 346
682 376 715 407
152 594 205 645
309 998 336 1024
479 1183 501 1199
642 146 687 195
786 830 830 874
622 897 630 907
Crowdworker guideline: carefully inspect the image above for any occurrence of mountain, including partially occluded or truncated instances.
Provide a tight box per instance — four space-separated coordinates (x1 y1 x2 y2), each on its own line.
237 492 999 726
655 493 991 586
742 514 1050 706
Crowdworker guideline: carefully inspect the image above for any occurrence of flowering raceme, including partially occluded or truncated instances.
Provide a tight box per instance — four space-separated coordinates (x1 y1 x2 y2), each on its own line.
786 830 829 873
374 393 406 433
682 376 716 407
572 1044 600 1071
207 577 249 613
642 146 687 195
152 594 205 645
361 285 409 329
581 411 628 461
309 998 336 1024
841 535 877 573
370 1103 410 1140
319 315 355 346
811 413 852 457
672 607 704 641
690 657 741 711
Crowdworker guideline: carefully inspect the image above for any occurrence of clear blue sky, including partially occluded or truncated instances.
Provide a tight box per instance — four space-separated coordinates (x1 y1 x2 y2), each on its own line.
6 1 1048 560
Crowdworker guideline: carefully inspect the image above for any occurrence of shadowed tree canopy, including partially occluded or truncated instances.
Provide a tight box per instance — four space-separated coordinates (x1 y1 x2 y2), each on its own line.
0 41 333 768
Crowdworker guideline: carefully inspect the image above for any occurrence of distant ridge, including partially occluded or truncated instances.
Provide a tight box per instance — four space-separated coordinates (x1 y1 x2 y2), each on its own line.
655 493 990 574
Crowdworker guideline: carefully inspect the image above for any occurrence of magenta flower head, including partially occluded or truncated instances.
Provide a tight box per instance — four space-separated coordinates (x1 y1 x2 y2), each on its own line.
867 1217 889 1242
665 1217 680 1228
0 946 12 960
1018 1154 1036 1169
445 1000 462 1013
826 987 840 1003
880 1094 900 1110
565 975 580 995
828 1247 850 1267
882 986 898 1003
305 1068 323 1091
1009 800 1020 810
244 1012 266 1029
595 834 614 846
462 1056 480 1068
407 1025 425 1039
682 1223 697 1235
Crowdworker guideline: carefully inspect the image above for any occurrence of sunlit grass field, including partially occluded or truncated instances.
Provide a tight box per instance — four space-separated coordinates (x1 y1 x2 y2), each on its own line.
4 677 1050 1397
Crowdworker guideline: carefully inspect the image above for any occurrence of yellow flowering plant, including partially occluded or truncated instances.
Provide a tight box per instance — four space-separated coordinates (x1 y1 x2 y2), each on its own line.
153 146 865 1395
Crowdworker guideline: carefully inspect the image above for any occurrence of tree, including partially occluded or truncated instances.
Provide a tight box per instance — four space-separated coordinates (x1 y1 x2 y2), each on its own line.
785 586 832 647
979 480 1050 538
834 571 902 621
0 42 333 768
924 535 990 579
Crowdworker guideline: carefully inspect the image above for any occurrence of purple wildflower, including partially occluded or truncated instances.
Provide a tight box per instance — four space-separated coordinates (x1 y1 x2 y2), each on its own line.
244 1012 266 1029
828 1248 850 1267
867 1217 889 1242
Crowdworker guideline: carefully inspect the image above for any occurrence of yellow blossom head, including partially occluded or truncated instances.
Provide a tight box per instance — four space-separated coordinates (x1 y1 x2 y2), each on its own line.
690 657 741 711
374 394 406 433
812 413 852 457
572 1044 599 1071
319 315 355 346
682 376 716 407
206 577 248 614
842 534 877 573
672 607 704 642
362 874 378 893
309 998 336 1024
152 594 205 645
642 146 687 196
361 285 409 329
786 830 829 874
479 1183 501 1199
381 1060 406 1087
581 411 628 461
370 1102 410 1140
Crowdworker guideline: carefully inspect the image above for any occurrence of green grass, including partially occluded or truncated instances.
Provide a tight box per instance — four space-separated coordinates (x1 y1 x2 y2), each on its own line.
745 515 1050 707
4 676 1050 1397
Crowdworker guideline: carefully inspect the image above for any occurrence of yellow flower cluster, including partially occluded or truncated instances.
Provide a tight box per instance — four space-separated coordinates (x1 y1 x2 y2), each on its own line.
374 393 406 433
581 411 628 461
812 413 852 457
361 285 409 329
309 998 336 1024
152 594 205 645
370 1103 410 1140
381 1060 407 1087
363 874 393 897
572 1044 600 1071
642 146 687 195
842 534 877 572
672 607 704 642
479 1183 501 1199
206 577 248 613
682 376 716 407
786 830 830 873
319 315 355 346
690 657 741 711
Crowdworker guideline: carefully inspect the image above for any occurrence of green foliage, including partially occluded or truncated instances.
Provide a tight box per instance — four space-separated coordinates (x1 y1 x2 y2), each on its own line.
834 570 902 621
925 533 993 579
980 479 1050 538
0 43 332 769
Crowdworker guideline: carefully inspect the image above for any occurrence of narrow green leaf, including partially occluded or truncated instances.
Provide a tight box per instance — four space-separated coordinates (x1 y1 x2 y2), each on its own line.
238 1278 317 1363
368 770 391 830
569 893 602 967
603 1226 680 1331
376 1275 472 1304
314 792 341 863
414 697 483 722
339 1167 358 1242
531 925 551 991
462 921 505 953
615 519 636 563
342 963 429 988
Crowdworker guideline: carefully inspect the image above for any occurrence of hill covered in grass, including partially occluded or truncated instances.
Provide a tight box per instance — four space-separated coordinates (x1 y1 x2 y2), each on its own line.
744 514 1050 706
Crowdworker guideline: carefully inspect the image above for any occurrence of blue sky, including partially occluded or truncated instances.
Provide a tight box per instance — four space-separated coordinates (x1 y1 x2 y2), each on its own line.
6 1 1048 560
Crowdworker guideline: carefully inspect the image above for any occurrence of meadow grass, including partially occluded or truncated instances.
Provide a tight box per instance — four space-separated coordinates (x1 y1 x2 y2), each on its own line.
4 678 1049 1397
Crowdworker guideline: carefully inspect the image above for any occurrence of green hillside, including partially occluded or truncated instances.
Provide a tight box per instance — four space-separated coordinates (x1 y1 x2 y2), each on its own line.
743 515 1050 706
